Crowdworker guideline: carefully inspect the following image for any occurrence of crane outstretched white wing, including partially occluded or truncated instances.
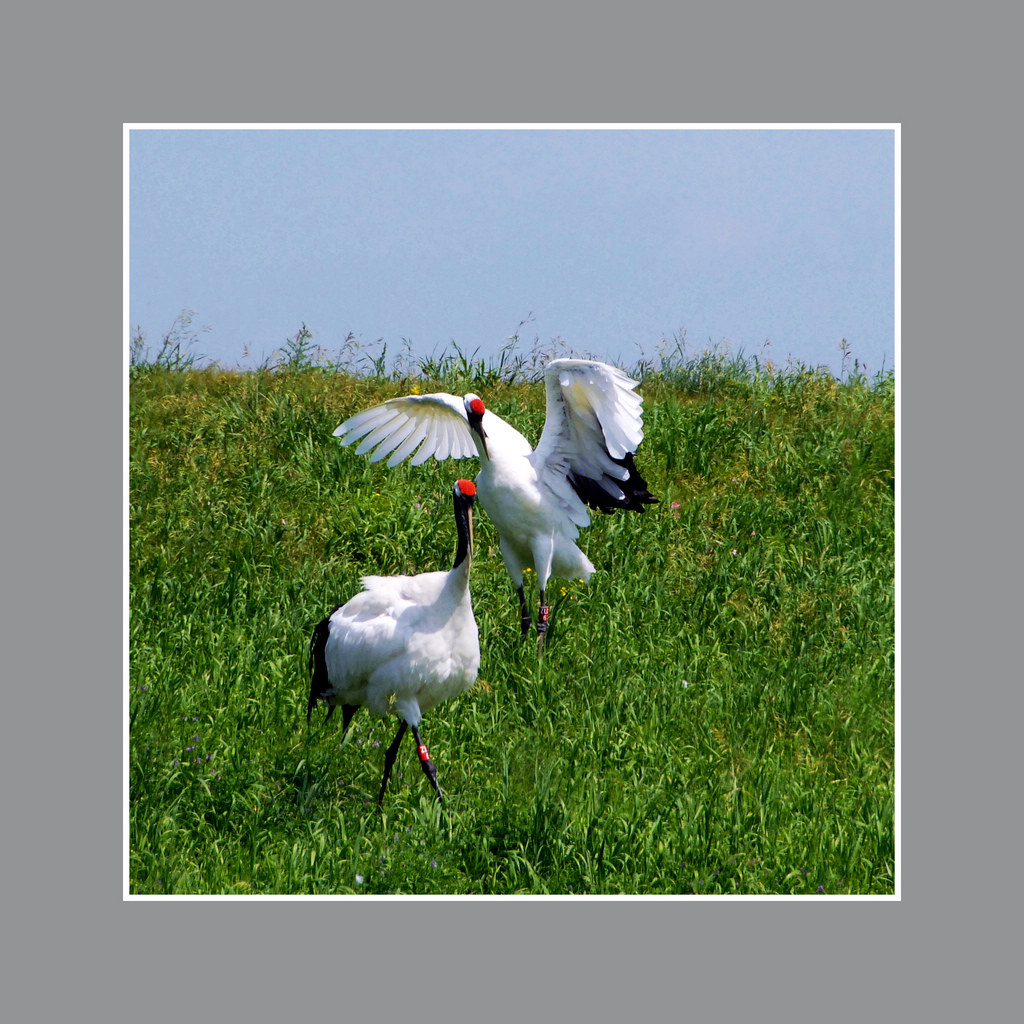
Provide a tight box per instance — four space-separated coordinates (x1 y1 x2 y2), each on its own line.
531 359 649 511
333 393 478 468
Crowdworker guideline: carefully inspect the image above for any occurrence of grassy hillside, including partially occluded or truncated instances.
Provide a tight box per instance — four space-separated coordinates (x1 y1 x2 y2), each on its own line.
128 348 895 895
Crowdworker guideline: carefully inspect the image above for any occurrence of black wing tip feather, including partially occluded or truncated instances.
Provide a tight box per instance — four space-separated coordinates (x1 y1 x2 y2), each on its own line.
569 451 660 515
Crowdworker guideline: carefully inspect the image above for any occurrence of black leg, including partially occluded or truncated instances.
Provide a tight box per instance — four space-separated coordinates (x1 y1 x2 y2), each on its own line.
517 584 532 639
411 724 443 805
378 720 409 806
537 587 550 655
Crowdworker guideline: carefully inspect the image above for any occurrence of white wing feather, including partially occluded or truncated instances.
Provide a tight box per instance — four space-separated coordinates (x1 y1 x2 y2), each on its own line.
334 393 478 467
531 359 647 502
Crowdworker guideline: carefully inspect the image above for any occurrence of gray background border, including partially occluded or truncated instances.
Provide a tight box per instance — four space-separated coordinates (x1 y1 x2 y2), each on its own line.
7 0 1002 1017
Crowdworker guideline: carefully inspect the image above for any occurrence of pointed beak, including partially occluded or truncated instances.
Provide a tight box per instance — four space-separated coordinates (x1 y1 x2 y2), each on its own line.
467 506 474 557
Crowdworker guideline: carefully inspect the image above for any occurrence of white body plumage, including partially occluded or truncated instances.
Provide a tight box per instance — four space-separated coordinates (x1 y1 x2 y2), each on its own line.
318 563 479 728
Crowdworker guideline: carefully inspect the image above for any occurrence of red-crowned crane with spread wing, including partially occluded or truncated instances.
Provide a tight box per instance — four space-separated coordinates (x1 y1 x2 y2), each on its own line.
333 359 658 652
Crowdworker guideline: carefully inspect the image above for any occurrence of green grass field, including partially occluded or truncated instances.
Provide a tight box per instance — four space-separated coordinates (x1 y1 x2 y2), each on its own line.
128 341 895 895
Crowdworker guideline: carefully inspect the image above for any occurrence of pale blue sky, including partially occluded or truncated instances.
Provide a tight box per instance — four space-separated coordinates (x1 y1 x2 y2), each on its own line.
128 127 896 378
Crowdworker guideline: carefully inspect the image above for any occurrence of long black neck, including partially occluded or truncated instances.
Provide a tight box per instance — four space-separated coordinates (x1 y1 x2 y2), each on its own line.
451 493 474 570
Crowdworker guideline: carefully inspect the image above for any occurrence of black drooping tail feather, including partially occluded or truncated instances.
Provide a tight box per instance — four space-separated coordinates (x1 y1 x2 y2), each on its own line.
568 450 660 514
307 606 359 731
307 613 335 724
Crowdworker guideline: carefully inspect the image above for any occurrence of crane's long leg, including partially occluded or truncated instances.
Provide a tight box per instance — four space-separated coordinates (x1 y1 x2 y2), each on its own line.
537 587 550 656
411 724 443 805
378 720 409 806
517 584 532 639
